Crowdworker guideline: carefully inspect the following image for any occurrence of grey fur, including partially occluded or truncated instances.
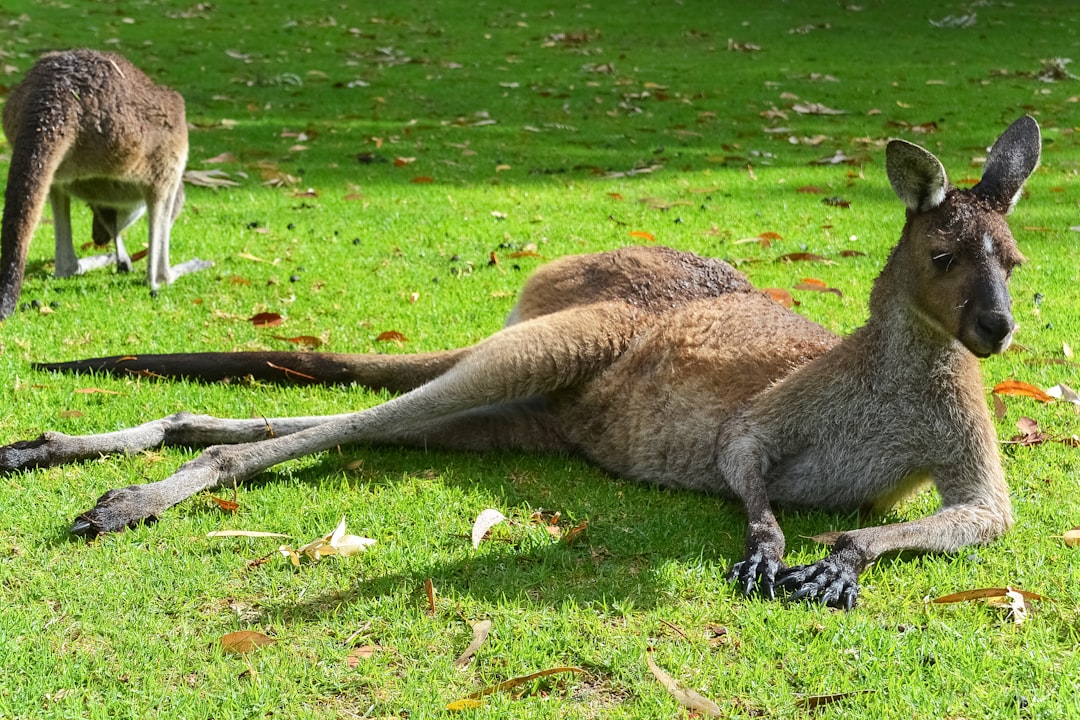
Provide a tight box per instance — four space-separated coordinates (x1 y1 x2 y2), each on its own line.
0 117 1041 609
0 49 212 319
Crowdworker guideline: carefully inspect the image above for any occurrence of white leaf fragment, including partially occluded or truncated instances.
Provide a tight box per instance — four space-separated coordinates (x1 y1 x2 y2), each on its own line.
471 508 508 549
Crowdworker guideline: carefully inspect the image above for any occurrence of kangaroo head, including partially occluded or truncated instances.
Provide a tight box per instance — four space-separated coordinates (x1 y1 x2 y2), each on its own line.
884 116 1041 358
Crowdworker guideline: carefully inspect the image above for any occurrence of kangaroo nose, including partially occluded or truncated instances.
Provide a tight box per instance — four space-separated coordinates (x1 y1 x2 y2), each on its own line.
976 310 1014 350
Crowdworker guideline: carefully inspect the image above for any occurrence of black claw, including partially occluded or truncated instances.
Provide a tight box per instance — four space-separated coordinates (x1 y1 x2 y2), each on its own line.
70 517 97 538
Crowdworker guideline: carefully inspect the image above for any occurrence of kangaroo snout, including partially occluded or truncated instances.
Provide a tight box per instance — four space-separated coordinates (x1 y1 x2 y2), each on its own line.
971 309 1014 356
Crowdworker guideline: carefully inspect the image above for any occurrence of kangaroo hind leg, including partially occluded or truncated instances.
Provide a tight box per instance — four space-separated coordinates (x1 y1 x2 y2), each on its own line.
65 302 631 535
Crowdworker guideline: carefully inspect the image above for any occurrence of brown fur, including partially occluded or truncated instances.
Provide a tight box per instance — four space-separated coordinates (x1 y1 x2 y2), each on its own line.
0 49 211 319
0 117 1041 608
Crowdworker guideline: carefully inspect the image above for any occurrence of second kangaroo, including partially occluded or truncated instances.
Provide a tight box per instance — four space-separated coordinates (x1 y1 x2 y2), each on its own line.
1 117 1041 609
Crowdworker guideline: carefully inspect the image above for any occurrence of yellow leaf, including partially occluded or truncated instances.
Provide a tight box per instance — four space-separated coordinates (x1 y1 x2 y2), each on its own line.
645 654 722 717
220 630 276 654
446 699 484 711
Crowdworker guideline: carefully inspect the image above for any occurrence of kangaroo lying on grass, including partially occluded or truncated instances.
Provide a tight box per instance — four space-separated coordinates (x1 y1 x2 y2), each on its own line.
0 49 212 319
0 117 1040 608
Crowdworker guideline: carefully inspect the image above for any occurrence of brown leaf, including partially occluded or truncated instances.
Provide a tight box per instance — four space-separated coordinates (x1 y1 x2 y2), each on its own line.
822 196 851 208
376 330 408 343
645 654 723 717
562 519 588 545
838 250 866 258
272 335 323 349
410 175 435 184
424 578 436 615
776 252 832 264
762 288 797 307
796 185 824 194
992 393 1007 421
629 230 656 241
249 312 283 328
793 277 843 298
59 410 84 419
1062 527 1080 548
346 645 391 667
454 619 492 667
992 380 1053 403
211 495 239 512
931 587 1045 604
220 630 276 654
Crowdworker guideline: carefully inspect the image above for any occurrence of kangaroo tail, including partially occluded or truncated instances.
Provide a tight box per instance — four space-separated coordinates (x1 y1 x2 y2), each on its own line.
34 349 471 393
0 88 76 319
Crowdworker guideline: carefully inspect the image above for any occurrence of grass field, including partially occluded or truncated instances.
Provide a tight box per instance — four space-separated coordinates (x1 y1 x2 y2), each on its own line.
0 1 1078 718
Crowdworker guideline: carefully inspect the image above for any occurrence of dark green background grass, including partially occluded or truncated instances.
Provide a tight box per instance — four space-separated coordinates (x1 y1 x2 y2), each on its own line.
0 2 1078 718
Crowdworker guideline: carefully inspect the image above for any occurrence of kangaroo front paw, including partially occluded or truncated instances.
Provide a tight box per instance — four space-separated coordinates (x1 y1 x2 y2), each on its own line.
727 545 786 601
71 486 159 537
776 557 860 610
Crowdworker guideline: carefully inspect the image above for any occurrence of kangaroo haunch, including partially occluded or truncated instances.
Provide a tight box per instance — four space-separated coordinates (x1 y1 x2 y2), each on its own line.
0 49 212 319
0 117 1041 609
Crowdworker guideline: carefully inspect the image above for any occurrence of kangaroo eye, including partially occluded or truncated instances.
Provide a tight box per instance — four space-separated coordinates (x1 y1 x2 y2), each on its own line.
931 252 954 272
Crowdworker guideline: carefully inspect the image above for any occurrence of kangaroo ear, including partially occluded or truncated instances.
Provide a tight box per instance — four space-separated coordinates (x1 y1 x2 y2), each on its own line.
886 139 949 213
973 115 1041 214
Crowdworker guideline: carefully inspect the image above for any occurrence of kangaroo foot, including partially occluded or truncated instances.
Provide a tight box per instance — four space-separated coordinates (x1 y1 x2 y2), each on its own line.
775 555 860 610
70 486 160 537
727 540 786 601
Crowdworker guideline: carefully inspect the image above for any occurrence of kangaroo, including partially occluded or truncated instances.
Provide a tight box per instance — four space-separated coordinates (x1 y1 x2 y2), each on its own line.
0 49 212 319
0 117 1040 609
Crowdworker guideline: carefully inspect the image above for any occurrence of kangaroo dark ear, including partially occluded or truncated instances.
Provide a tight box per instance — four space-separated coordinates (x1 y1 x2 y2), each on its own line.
886 139 948 213
973 115 1041 214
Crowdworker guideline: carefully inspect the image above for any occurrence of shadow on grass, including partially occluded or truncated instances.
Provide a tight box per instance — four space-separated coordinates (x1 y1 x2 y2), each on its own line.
219 446 869 619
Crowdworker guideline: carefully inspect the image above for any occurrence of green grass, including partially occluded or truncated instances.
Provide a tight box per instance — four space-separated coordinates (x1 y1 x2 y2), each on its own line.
1 1 1079 718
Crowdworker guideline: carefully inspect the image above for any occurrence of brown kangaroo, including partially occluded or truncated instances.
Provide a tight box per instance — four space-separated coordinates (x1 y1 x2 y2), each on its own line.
0 49 212 319
0 117 1041 609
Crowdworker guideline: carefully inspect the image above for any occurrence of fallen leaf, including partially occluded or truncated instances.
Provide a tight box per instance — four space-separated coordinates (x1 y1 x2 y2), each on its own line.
931 587 1045 603
74 387 123 395
207 530 291 539
792 101 846 115
1062 527 1080 548
838 250 866 258
183 169 241 188
220 630 276 654
562 519 588 544
822 196 851 208
211 495 239 512
59 410 83 419
376 330 408 343
346 645 390 667
645 654 722 717
776 252 832 264
204 152 237 164
464 666 586 701
471 508 507 549
446 699 484 711
796 185 824 194
762 287 796 307
410 175 435 184
454 619 492 666
793 277 843 298
992 393 1007 421
273 335 324 348
1045 383 1080 404
425 578 436 615
629 230 656 241
249 312 283 328
992 380 1053 403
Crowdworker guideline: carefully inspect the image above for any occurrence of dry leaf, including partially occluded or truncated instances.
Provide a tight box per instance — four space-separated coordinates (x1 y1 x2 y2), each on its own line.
183 169 240 187
776 252 832 264
931 586 1045 603
425 578 436 615
454 619 492 666
792 101 846 115
220 630 276 654
629 230 656 241
1062 527 1080 548
471 508 507 549
562 519 588 544
207 530 291 539
376 330 408 343
762 287 796 307
465 666 586 701
347 645 390 667
249 312 283 328
645 654 723 717
204 152 237 164
74 387 122 395
211 495 239 512
272 335 324 349
992 380 1053 402
1045 384 1080 404
793 278 843 298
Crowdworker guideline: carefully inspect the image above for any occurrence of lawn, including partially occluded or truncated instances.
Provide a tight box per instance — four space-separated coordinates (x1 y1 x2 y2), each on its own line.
0 1 1078 718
